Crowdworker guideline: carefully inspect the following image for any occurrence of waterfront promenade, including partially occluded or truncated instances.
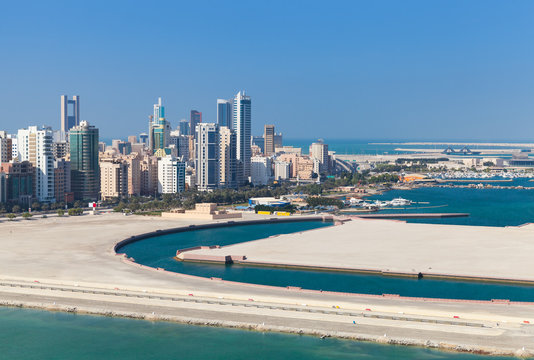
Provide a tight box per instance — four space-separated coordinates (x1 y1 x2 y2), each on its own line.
0 213 533 357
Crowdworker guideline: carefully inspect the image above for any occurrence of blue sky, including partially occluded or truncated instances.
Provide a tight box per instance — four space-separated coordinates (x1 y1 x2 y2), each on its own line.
1 0 534 141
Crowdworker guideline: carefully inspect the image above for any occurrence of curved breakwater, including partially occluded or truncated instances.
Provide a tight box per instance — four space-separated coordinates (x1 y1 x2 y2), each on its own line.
118 220 534 302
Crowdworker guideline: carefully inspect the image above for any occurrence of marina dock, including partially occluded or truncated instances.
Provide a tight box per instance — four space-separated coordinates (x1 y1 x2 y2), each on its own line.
352 213 469 219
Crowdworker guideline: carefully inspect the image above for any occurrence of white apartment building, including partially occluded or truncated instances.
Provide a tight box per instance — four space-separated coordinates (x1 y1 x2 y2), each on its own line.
233 91 251 183
18 126 55 202
274 161 291 180
251 155 272 186
158 156 186 194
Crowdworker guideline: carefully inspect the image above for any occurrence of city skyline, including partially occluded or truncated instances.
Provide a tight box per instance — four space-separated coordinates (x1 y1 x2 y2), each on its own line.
3 1 534 141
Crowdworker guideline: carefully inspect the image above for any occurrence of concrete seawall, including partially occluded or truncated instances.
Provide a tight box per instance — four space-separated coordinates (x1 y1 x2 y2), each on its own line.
114 215 334 254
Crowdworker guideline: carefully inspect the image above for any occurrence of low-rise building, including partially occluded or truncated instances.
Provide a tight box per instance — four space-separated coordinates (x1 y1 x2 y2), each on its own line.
161 203 242 220
0 161 34 205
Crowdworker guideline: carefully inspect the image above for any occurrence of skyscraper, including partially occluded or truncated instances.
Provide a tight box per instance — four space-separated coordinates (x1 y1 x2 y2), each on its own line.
70 121 100 201
60 95 80 133
18 126 55 202
195 123 219 191
149 98 171 152
233 91 251 184
263 124 275 155
190 110 202 138
178 119 190 135
309 141 330 175
219 126 237 189
217 99 232 128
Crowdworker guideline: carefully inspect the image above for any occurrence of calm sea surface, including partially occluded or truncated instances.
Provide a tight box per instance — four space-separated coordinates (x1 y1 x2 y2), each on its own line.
367 178 534 227
0 307 518 360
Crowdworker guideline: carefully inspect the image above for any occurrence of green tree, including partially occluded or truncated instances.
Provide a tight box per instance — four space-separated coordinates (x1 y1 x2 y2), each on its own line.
57 209 65 217
22 212 32 220
6 213 16 221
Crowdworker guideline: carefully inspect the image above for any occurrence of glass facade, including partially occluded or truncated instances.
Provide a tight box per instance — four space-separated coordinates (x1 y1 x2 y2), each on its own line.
70 123 99 201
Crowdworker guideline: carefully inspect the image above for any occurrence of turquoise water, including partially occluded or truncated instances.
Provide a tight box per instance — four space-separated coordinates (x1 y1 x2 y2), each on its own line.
284 139 531 155
368 178 534 227
0 307 518 360
120 221 534 301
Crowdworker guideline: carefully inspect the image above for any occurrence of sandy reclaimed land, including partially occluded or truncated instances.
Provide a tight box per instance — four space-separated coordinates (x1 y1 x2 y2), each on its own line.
184 218 534 282
0 213 534 357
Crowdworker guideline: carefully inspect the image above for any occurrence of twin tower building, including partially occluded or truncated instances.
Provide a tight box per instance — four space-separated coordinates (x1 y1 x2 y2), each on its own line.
149 91 252 191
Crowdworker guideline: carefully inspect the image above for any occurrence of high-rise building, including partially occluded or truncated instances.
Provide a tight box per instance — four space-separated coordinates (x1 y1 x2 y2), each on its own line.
169 132 190 161
60 95 80 133
195 123 219 191
309 141 330 174
10 136 18 160
0 131 13 163
139 133 149 146
219 126 237 189
70 121 100 201
263 124 275 155
112 139 132 155
0 172 6 203
190 110 202 138
149 98 171 152
100 158 128 200
274 133 283 149
125 153 141 196
127 135 137 144
274 161 291 180
52 141 69 159
140 155 158 196
178 119 189 136
233 91 251 184
54 158 72 203
251 136 264 154
251 156 272 185
217 99 232 128
17 126 55 202
157 156 186 194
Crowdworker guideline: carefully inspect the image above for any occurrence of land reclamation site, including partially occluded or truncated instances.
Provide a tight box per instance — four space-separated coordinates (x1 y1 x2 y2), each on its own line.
1 212 534 357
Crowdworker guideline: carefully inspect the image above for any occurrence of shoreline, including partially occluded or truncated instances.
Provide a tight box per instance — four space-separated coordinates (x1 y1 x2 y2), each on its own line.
0 292 530 358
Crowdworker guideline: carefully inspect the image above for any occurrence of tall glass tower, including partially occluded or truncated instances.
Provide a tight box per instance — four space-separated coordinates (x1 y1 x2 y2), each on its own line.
70 121 99 201
233 91 251 184
149 97 170 152
60 95 80 133
217 99 232 128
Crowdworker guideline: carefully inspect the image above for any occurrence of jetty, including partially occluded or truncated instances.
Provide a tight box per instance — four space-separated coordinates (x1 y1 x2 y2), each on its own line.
351 213 469 219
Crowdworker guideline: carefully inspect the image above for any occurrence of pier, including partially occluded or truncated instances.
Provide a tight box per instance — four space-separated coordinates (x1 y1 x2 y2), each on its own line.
352 213 469 219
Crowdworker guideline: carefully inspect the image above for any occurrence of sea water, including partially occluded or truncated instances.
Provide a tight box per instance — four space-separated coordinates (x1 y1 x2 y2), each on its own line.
0 307 518 360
